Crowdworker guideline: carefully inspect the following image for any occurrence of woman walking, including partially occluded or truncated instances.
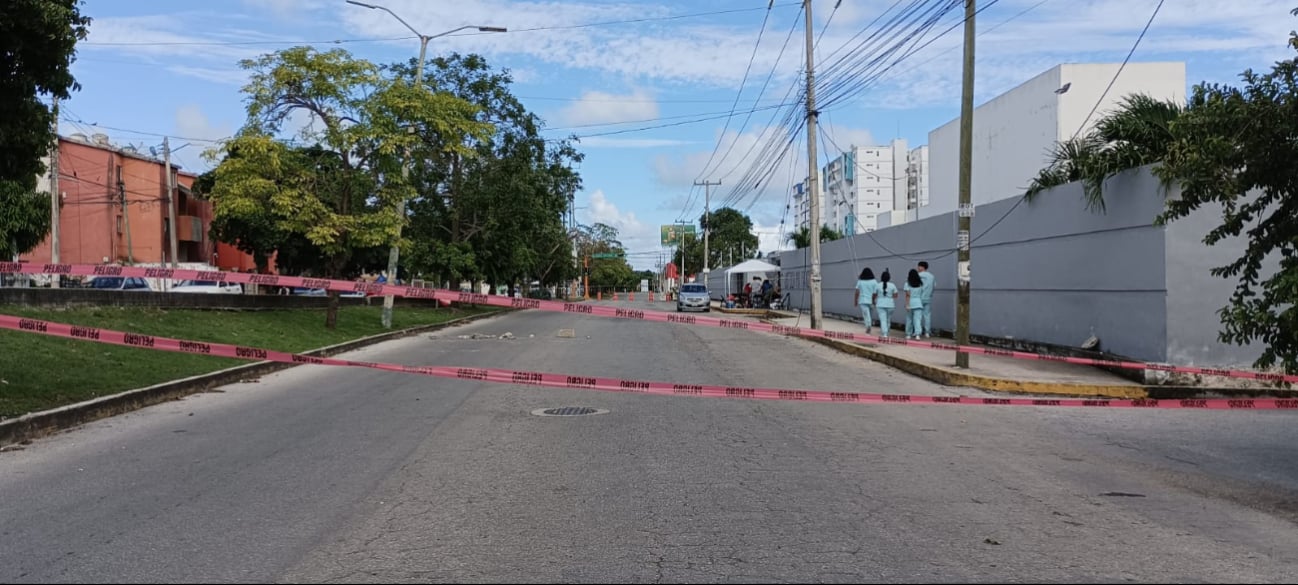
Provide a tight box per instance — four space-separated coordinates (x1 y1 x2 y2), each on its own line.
853 268 879 333
875 270 899 337
904 269 925 340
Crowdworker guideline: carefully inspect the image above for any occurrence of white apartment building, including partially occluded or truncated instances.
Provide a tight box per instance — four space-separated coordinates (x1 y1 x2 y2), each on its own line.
791 179 810 231
906 145 929 210
818 139 909 234
923 62 1186 219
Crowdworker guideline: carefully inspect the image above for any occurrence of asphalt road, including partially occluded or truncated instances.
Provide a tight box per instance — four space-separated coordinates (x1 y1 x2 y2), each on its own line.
2 305 1297 583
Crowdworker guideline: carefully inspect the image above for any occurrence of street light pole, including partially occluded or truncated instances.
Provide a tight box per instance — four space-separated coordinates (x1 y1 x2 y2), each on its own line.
345 0 506 328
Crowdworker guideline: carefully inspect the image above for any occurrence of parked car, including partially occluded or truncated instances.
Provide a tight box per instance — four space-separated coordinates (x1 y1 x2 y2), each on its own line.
171 280 243 294
290 287 364 298
676 283 711 313
87 276 152 291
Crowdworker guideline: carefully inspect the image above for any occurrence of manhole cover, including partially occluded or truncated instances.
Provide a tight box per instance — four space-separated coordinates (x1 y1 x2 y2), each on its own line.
531 406 609 417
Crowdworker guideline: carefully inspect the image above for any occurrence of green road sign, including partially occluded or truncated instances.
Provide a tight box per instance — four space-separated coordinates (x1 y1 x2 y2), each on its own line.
592 252 623 259
660 224 696 246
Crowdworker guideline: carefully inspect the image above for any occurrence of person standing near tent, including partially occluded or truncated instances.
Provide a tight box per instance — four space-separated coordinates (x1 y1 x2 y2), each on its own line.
853 267 879 333
875 270 899 337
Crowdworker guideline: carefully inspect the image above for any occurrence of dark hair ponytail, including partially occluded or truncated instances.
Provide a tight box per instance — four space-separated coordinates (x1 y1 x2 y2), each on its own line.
907 268 923 288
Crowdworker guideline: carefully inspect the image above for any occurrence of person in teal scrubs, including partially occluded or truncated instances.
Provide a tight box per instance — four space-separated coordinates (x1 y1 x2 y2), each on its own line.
875 270 898 337
853 267 879 333
918 260 935 338
904 269 925 340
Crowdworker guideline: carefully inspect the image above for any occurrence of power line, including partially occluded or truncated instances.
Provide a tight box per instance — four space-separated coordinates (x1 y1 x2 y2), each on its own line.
696 8 805 192
83 4 801 47
691 3 777 183
568 106 787 139
873 0 1055 85
1072 0 1166 139
61 117 227 144
546 103 791 132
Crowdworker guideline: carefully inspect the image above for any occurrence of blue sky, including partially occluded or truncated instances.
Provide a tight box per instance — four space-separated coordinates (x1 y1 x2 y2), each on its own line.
65 0 1296 269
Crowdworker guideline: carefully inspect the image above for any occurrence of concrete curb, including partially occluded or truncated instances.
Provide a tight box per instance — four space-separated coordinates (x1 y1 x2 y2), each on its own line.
762 318 1150 399
0 309 507 448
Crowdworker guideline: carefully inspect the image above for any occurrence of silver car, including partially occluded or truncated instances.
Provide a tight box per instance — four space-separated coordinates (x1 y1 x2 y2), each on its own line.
676 283 711 313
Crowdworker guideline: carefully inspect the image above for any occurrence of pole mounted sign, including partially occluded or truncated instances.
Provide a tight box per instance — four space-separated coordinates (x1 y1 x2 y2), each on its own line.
660 224 696 246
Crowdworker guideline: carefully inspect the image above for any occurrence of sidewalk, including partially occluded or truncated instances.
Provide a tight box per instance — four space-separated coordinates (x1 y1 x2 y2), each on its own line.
764 314 1148 399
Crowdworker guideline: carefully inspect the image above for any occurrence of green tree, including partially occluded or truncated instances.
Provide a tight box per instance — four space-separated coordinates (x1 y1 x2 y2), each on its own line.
784 225 843 249
1154 16 1298 373
395 54 581 289
573 223 636 290
207 47 490 328
0 0 90 257
671 207 760 275
701 207 759 269
0 184 51 260
1025 93 1183 211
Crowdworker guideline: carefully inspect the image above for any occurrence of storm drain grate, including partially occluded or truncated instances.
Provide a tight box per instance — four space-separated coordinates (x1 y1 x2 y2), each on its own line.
531 406 609 417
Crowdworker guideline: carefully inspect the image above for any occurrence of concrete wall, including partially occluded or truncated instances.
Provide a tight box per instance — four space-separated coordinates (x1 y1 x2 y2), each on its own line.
1162 195 1269 367
924 62 1186 220
770 167 1263 367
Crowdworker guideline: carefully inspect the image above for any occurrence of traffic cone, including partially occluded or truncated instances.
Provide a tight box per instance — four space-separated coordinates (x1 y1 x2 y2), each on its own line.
597 291 602 301
629 292 635 301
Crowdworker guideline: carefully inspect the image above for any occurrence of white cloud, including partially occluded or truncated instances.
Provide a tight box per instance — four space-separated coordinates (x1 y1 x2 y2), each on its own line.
851 0 1297 109
175 104 233 142
166 65 249 86
581 189 657 254
243 0 325 19
338 1 806 88
556 89 659 126
650 121 875 221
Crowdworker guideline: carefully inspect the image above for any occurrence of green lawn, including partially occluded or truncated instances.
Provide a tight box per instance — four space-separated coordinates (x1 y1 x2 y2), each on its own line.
0 304 494 418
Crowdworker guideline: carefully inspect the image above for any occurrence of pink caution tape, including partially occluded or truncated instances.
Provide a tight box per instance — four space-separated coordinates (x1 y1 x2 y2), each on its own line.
3 261 1296 385
1 314 1295 411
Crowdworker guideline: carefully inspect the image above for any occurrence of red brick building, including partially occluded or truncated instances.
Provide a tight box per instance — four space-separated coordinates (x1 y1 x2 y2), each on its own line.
21 133 266 272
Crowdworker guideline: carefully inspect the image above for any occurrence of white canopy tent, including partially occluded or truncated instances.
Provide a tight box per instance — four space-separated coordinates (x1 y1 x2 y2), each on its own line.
722 259 781 298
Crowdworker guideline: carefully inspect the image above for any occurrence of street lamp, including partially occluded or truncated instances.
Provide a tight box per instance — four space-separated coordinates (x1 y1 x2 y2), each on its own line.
345 0 506 328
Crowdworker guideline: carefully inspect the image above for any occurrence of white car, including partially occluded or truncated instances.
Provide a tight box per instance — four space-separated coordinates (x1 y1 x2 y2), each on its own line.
171 280 243 294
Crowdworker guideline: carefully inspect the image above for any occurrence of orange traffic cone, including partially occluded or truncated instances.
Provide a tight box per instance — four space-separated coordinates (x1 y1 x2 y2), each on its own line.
597 291 602 301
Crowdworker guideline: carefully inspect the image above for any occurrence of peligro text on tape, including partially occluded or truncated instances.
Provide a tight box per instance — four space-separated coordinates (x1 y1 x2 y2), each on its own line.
2 314 1296 411
3 261 1295 385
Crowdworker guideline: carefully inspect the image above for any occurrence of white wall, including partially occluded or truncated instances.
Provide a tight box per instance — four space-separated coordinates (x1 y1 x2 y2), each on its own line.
923 62 1186 220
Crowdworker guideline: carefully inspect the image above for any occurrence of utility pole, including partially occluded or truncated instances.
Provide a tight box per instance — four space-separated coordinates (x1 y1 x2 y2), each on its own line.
163 137 179 272
49 97 60 287
678 223 687 289
694 179 720 275
119 166 133 264
955 0 976 368
803 0 824 330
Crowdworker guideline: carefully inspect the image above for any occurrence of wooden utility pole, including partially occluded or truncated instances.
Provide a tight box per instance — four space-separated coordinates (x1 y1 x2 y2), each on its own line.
955 0 976 368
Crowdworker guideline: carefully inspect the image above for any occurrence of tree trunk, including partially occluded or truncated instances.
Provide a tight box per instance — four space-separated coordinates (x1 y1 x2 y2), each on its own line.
325 290 340 329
